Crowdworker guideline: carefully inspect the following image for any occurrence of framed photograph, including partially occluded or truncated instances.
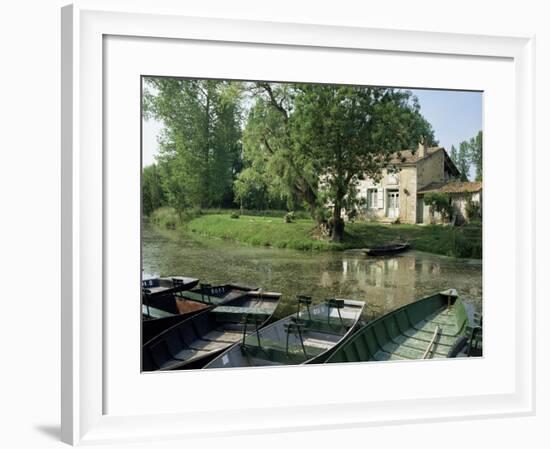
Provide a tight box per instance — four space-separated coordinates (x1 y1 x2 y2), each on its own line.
61 2 535 445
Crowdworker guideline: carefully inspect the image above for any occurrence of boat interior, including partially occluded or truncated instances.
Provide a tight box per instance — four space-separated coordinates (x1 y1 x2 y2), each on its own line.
206 299 365 368
142 291 281 371
327 292 469 363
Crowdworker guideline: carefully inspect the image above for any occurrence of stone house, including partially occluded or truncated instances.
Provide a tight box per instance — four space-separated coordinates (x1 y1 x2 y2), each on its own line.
355 142 482 224
417 180 482 224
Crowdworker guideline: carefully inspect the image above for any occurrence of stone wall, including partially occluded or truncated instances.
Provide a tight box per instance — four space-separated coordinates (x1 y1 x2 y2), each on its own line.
356 166 417 223
416 150 445 190
419 191 482 224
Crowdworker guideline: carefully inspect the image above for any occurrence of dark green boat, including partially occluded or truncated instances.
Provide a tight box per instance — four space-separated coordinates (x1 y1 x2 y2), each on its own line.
325 289 479 364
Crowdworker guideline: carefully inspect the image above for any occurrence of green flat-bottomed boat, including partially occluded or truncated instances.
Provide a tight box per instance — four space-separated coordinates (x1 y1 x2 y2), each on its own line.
325 289 479 364
204 297 365 369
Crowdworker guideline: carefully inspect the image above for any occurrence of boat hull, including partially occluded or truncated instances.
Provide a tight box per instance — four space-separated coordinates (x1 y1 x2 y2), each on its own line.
204 299 365 369
325 289 470 364
365 243 410 257
142 290 281 371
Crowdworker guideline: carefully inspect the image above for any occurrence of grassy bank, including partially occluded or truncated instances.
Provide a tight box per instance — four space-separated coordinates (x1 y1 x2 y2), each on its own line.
150 208 481 258
187 214 335 250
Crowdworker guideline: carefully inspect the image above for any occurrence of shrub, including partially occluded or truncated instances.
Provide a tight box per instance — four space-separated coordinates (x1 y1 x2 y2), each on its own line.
451 227 482 258
150 207 179 229
230 212 240 219
284 211 295 223
465 199 482 222
423 192 453 223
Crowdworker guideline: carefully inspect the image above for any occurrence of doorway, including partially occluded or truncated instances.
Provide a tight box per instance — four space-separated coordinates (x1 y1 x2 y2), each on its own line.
387 190 399 219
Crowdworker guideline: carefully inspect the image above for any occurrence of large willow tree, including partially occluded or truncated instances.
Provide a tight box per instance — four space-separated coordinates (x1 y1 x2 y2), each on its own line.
240 83 436 242
142 78 242 213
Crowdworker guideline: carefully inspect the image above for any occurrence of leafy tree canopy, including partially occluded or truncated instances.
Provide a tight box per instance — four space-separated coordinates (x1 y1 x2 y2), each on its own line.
239 83 436 241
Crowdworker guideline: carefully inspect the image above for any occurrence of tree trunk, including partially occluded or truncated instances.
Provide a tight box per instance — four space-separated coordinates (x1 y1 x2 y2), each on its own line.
331 201 344 243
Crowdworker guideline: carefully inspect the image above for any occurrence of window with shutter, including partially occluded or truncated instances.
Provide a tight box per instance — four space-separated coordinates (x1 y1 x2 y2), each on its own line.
377 188 384 209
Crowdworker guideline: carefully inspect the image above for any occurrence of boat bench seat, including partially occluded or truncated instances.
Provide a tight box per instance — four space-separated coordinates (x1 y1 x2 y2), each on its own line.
298 318 353 335
178 291 225 305
243 338 325 364
213 306 273 316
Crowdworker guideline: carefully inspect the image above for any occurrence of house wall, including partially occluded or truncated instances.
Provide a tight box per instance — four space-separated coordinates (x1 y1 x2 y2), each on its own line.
356 166 417 224
452 191 482 224
416 150 445 190
396 166 417 224
355 150 456 225
419 191 482 225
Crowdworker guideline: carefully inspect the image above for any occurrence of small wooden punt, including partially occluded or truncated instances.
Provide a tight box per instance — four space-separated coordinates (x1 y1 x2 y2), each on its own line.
143 281 251 316
204 297 366 369
176 283 259 306
325 289 472 364
142 275 200 298
142 303 213 343
142 290 282 371
365 243 410 257
142 283 258 341
141 275 200 315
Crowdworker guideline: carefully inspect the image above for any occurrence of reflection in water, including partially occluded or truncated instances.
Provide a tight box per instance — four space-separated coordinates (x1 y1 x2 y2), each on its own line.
142 222 482 321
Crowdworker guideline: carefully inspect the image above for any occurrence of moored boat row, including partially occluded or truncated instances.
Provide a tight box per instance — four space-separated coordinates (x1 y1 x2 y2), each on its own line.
141 274 482 371
142 288 282 370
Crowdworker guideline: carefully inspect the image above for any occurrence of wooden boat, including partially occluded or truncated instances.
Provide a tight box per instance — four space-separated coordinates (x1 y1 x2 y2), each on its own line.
142 275 199 298
142 280 250 315
365 243 410 256
142 304 213 343
325 289 474 364
142 283 259 341
204 297 366 369
176 283 259 306
142 274 200 314
142 289 282 371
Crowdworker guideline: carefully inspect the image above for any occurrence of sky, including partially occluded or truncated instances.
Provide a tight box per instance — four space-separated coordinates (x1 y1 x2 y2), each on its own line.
142 87 482 169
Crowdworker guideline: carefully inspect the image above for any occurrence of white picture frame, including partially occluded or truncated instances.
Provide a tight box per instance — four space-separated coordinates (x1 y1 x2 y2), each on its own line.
61 1 535 445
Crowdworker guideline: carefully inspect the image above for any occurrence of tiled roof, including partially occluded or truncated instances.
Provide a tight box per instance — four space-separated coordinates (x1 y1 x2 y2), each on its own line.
418 181 483 194
388 147 443 165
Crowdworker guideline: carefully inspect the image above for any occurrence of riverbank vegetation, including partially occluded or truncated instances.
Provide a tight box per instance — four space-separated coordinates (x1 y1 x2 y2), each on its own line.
150 208 481 258
142 78 438 243
142 78 482 258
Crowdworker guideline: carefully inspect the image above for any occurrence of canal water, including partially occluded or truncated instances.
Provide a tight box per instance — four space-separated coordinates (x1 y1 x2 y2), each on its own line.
142 222 482 321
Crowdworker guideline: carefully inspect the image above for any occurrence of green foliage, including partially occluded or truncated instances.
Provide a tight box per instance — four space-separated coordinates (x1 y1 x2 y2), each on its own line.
143 78 243 213
284 211 295 223
450 145 458 166
465 199 482 221
451 225 482 258
423 192 453 222
150 207 179 229
455 130 482 182
182 213 481 258
187 214 334 250
142 164 166 216
468 131 483 181
457 141 470 181
143 78 448 245
240 82 437 242
230 212 240 219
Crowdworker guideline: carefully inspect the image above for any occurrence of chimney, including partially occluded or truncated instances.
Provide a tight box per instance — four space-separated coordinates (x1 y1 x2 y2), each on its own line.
418 136 427 158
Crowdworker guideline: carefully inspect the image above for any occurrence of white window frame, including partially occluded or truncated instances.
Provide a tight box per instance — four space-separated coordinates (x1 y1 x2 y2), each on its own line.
366 188 378 209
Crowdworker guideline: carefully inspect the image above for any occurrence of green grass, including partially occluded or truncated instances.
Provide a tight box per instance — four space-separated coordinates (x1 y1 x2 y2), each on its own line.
177 212 481 258
186 214 335 250
346 222 482 258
